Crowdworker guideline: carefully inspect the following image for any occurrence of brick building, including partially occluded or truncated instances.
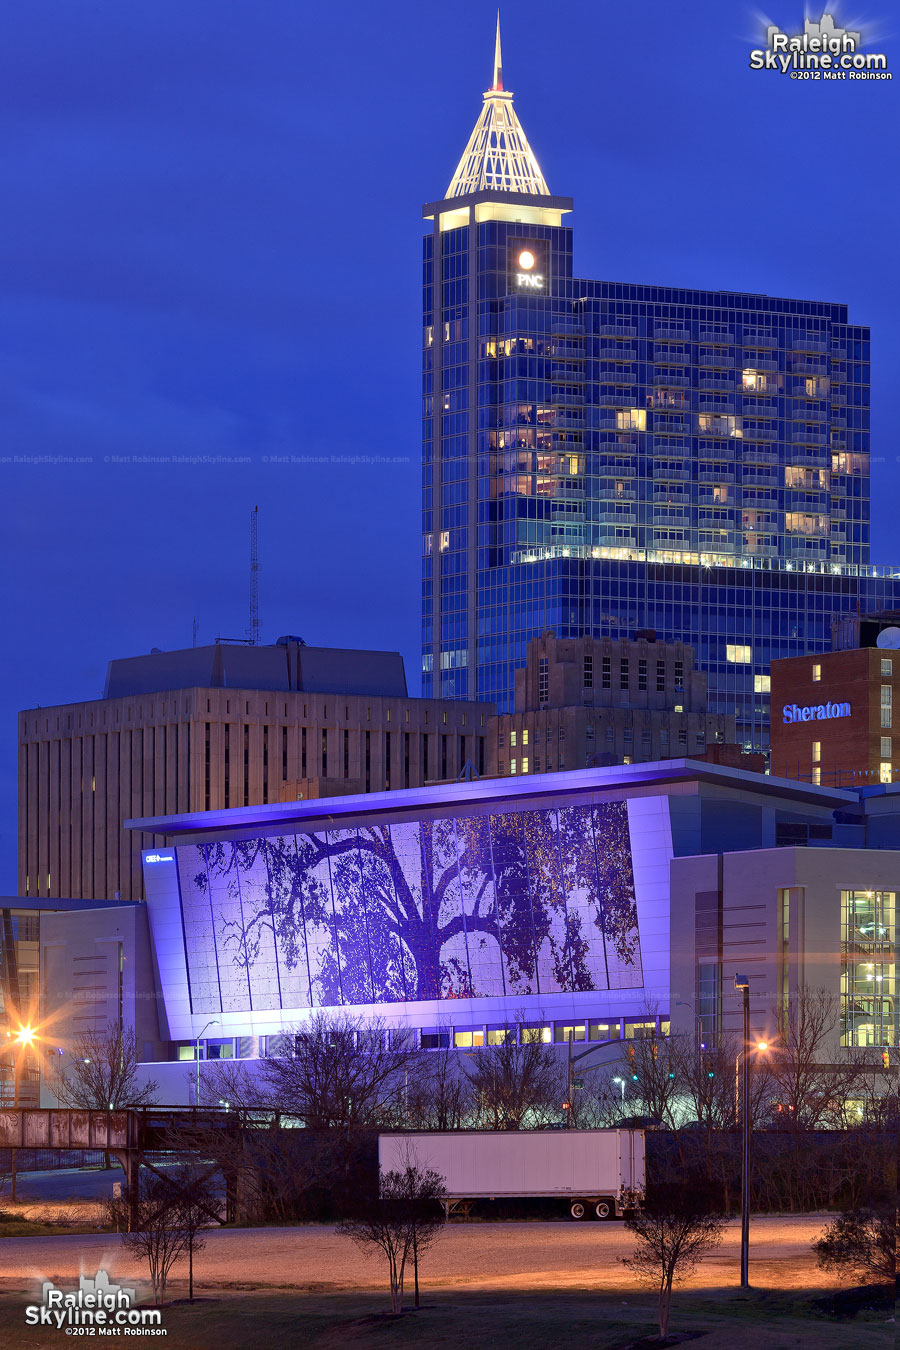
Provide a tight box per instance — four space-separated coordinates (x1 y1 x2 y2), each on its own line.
770 644 899 787
493 631 735 776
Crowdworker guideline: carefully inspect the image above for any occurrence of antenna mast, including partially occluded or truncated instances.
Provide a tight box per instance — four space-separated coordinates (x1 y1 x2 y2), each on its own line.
249 505 260 647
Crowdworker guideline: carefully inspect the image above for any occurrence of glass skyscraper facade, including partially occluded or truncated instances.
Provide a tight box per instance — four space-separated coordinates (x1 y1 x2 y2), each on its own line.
421 34 900 747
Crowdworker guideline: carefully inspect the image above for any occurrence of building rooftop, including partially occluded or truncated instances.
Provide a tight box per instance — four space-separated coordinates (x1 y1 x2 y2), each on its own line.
126 757 859 842
103 639 408 700
0 896 136 911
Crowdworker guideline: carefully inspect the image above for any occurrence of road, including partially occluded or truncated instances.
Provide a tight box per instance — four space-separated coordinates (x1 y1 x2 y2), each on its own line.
0 1215 830 1295
4 1167 125 1203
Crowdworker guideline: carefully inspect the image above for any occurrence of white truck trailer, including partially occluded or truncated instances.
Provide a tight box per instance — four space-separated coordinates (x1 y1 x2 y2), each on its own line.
378 1129 645 1220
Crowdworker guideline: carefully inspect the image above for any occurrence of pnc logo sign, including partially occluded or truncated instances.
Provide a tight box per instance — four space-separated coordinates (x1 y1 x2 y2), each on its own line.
509 242 548 294
782 701 851 724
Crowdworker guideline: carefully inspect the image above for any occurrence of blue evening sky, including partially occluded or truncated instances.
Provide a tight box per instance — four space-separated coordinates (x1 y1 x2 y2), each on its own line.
1 1 896 887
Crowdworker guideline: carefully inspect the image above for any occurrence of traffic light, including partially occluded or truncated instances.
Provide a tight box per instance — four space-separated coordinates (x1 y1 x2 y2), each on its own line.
650 1041 658 1062
631 1073 639 1082
882 1050 890 1069
562 1100 571 1111
707 1070 715 1079
668 1072 676 1080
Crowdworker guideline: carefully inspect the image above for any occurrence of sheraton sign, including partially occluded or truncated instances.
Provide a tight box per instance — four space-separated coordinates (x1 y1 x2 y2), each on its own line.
782 700 851 724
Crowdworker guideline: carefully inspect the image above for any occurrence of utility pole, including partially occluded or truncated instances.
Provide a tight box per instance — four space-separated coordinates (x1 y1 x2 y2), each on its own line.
249 506 260 647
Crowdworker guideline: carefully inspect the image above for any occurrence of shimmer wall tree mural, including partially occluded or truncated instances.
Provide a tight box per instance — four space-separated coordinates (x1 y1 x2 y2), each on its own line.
176 802 642 1015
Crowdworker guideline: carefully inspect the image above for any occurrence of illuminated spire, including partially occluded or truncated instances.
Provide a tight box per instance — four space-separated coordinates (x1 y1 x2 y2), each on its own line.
492 11 503 91
445 16 550 198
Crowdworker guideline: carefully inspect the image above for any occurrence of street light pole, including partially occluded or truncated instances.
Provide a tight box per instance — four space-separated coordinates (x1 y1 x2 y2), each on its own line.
195 1020 219 1107
735 974 750 1289
9 1023 35 1205
567 1040 619 1124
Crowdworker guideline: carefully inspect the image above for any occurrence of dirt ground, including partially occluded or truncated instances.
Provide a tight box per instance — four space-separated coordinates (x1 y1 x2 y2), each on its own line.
0 1214 838 1294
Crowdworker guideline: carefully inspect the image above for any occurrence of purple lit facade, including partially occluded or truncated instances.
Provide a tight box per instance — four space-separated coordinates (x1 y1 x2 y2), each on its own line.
137 766 676 1044
176 803 641 1018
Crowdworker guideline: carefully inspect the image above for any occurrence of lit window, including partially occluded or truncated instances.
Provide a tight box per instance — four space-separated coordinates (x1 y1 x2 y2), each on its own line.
880 762 892 784
811 766 821 785
439 531 450 551
553 1023 586 1044
754 674 771 693
588 1022 620 1042
840 890 896 1046
616 408 646 431
510 759 517 775
453 1029 484 1048
812 741 821 763
812 663 822 682
726 645 752 664
521 757 529 773
510 730 517 747
522 729 529 745
625 1021 657 1040
521 1025 551 1044
882 659 893 676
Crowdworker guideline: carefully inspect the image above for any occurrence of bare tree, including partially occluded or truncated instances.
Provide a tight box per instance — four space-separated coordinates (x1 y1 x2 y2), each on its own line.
196 1058 262 1113
616 1029 680 1128
260 1011 419 1132
105 1172 189 1306
671 1033 737 1133
337 1160 446 1314
764 986 868 1129
621 1183 725 1339
57 1023 158 1110
814 1207 898 1286
464 1020 560 1129
149 1147 222 1302
402 1045 472 1131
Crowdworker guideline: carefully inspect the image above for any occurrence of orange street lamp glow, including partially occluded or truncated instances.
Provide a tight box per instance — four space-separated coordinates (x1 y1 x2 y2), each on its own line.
757 1041 768 1051
14 1026 34 1047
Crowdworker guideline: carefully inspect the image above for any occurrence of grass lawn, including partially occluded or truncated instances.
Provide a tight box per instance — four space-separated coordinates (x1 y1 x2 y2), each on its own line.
0 1286 893 1349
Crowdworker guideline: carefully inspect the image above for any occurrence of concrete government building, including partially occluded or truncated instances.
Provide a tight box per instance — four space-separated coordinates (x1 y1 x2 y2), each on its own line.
18 639 494 904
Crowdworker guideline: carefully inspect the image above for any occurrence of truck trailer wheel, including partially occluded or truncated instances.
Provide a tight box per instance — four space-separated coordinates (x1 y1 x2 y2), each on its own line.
594 1200 612 1220
569 1201 587 1220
